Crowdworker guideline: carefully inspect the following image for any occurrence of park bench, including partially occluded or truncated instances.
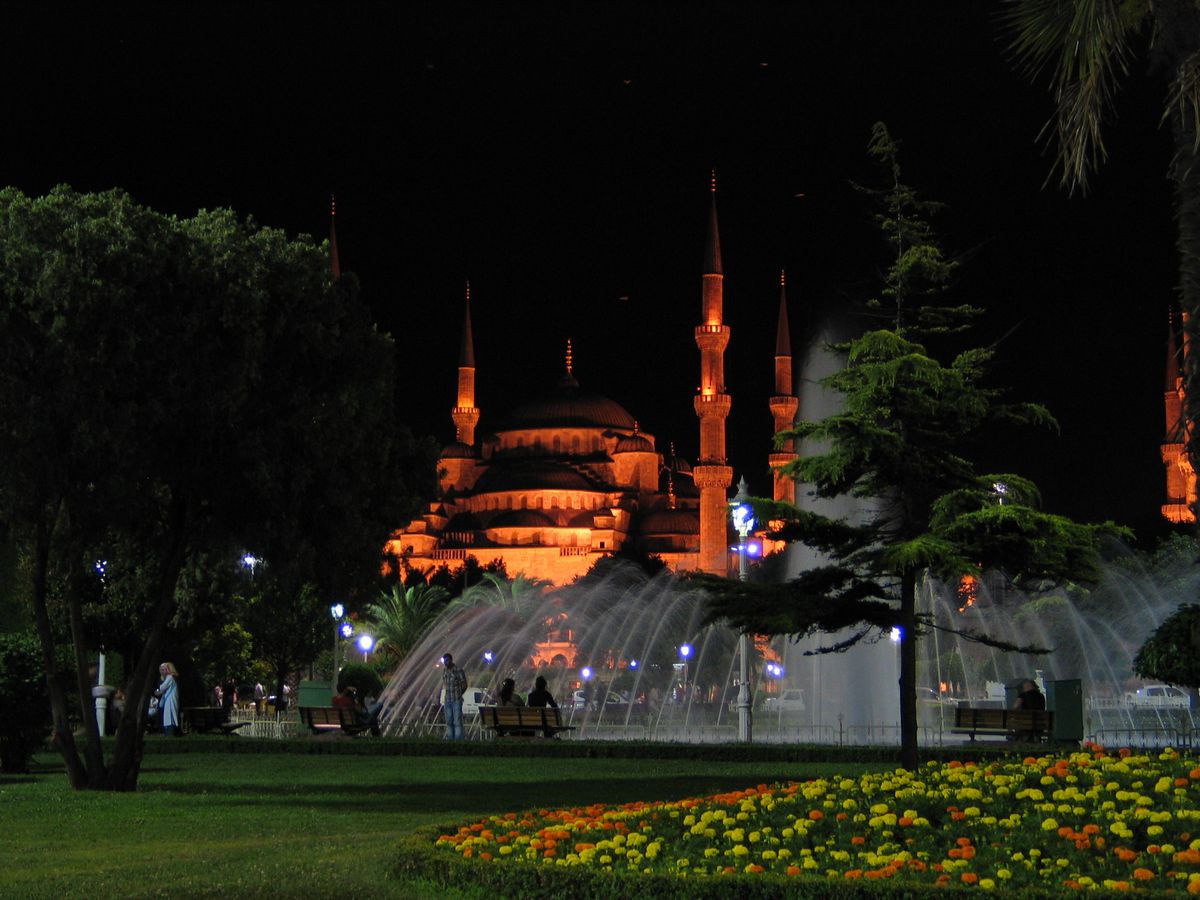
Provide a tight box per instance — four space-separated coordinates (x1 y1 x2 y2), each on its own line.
479 705 574 738
183 706 248 736
951 706 1054 742
299 706 370 736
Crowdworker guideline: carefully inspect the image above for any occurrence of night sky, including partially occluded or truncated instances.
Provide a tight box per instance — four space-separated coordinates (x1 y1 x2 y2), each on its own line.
3 5 1180 544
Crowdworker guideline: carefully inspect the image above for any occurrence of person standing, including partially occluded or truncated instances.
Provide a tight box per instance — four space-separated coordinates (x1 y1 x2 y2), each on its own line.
154 662 181 737
253 681 265 714
441 653 467 740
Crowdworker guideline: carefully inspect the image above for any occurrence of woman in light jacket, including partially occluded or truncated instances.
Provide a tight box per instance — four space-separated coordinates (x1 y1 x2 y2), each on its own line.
154 662 181 736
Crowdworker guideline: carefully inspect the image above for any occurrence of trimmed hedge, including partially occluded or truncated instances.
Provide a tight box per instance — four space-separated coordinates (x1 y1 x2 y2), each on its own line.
393 825 1077 900
128 733 1048 764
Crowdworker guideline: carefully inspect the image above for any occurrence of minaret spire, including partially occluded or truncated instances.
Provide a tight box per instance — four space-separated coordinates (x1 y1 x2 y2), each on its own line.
452 281 480 445
769 269 800 505
693 173 734 575
329 194 341 280
1162 308 1195 523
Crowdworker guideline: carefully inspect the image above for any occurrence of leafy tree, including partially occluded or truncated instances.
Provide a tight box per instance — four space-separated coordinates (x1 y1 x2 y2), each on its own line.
366 583 450 664
0 187 431 790
1134 603 1200 692
697 126 1122 769
336 661 384 700
0 633 50 773
1004 1 1200 500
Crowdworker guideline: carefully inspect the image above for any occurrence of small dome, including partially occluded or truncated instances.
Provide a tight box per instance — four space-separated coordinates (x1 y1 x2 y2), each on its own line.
641 509 700 535
667 455 693 474
568 509 596 527
445 512 482 532
615 433 654 453
440 441 476 460
489 509 556 528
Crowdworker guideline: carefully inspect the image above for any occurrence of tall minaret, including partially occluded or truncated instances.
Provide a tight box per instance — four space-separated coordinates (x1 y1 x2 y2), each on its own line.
329 194 341 279
693 172 734 575
769 270 799 505
452 282 480 446
1162 311 1195 523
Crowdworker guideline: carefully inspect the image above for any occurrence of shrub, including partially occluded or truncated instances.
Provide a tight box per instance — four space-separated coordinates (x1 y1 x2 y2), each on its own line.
337 662 384 700
0 632 51 772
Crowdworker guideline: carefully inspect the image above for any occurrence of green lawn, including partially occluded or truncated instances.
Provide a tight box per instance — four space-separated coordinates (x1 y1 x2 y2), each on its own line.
0 750 863 898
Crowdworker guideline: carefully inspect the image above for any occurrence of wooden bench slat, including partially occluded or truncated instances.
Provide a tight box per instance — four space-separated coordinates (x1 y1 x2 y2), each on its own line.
950 706 1053 741
479 705 574 737
299 706 369 736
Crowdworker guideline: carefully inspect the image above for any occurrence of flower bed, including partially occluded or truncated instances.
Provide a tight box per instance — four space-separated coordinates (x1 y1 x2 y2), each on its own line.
436 745 1200 892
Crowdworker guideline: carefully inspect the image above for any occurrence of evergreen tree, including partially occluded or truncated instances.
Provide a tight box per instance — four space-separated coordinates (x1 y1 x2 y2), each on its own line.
697 125 1124 769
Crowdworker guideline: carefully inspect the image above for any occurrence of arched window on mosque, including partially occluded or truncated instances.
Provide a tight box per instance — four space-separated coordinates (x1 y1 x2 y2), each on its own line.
535 496 543 510
551 496 559 509
532 532 541 545
521 495 528 509
572 435 580 453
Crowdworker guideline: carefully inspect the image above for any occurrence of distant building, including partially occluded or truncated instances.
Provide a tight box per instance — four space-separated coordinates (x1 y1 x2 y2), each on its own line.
385 180 800 585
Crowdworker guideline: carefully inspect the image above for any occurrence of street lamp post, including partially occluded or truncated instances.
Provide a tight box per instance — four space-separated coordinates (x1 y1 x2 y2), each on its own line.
357 633 375 664
730 477 755 743
329 604 344 697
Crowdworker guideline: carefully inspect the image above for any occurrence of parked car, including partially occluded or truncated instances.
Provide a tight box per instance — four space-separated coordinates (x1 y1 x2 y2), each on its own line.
762 688 805 713
462 686 495 716
573 689 632 710
1125 684 1190 708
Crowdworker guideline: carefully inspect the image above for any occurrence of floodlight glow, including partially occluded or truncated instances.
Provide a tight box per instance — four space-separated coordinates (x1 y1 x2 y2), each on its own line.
357 634 375 653
731 503 755 536
580 667 593 681
242 554 258 569
766 663 784 678
747 541 761 557
890 626 902 643
330 603 344 619
679 644 692 659
482 650 494 663
629 659 639 669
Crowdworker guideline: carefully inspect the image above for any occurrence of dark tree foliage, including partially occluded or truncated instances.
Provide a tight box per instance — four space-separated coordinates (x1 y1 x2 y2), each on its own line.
1134 603 1200 691
696 126 1123 770
0 186 434 790
0 632 50 773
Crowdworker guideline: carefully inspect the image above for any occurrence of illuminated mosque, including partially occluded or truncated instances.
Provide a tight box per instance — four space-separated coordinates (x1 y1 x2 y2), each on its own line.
385 181 800 585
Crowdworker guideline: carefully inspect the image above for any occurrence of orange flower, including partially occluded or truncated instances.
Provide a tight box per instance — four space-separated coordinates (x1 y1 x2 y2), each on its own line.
1173 849 1200 865
957 837 973 847
898 816 914 827
836 812 848 821
936 874 951 885
479 852 492 861
1189 767 1200 780
1188 879 1200 895
1132 868 1155 881
844 869 863 879
1082 824 1101 835
1147 845 1161 855
961 872 978 884
1118 748 1132 758
951 812 966 822
948 760 963 768
574 842 595 852
851 836 866 845
1115 847 1137 862
808 809 824 821
1023 756 1038 765
785 865 802 876
1176 778 1190 787
746 864 765 874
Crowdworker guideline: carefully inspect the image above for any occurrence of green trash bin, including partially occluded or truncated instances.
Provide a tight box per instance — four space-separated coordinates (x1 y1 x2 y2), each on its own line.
298 679 334 708
1046 679 1083 743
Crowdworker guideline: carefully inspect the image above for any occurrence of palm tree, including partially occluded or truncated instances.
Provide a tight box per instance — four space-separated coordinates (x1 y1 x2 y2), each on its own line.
366 583 450 663
1005 0 1200 490
449 572 552 618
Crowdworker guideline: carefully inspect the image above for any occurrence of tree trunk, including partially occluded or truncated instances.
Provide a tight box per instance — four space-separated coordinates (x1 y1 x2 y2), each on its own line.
898 569 919 771
28 512 89 789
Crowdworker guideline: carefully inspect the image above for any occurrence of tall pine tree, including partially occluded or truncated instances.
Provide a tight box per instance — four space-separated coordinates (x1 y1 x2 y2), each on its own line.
697 124 1124 769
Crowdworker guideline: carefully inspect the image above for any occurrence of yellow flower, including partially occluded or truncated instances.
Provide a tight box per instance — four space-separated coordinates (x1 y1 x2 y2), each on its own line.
1041 818 1059 831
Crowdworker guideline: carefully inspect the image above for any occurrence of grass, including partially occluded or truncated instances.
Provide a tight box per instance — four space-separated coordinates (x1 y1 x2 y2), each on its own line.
0 748 866 898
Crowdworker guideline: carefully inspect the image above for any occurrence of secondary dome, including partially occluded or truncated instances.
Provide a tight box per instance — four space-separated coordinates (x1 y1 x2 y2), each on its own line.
502 377 636 431
440 441 476 459
641 508 700 535
473 460 598 493
615 433 654 453
489 510 556 528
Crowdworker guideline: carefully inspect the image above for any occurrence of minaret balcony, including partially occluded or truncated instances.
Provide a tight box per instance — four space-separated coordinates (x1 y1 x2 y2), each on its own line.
769 395 799 418
693 393 731 417
694 325 730 351
692 464 732 489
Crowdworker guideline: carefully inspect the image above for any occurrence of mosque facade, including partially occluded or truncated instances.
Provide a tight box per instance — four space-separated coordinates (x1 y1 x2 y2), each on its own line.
1162 313 1196 523
385 183 800 585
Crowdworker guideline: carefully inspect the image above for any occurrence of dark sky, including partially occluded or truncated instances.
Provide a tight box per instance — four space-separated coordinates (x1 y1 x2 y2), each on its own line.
3 5 1180 544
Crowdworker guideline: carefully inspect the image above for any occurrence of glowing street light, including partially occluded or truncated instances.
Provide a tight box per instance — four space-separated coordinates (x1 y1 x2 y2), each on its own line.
678 644 692 699
730 477 755 743
357 633 375 663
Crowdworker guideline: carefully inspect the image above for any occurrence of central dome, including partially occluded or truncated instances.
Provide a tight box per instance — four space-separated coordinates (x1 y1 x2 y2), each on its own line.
502 376 636 431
